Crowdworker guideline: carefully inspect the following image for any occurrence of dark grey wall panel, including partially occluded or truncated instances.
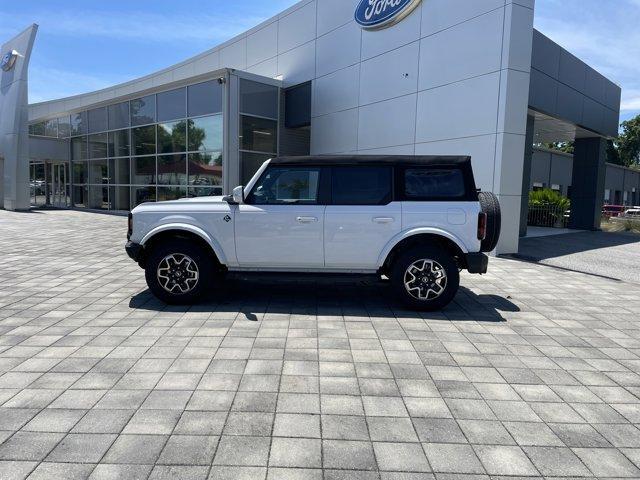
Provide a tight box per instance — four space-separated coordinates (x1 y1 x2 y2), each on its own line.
531 30 560 78
605 166 625 188
529 69 558 114
582 98 605 134
530 150 551 187
558 50 586 92
530 29 621 138
549 153 573 194
584 67 606 105
556 83 584 125
604 108 619 137
604 82 622 111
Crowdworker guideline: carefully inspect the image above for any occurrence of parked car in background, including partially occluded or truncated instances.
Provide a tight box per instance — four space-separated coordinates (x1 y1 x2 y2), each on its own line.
603 205 626 218
622 208 640 218
125 156 502 311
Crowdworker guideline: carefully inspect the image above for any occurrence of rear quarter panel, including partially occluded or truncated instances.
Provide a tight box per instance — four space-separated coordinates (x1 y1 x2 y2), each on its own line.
401 201 482 253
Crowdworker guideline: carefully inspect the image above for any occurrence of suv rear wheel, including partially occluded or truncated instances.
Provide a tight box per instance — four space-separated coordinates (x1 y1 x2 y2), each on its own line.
145 239 212 304
391 245 459 311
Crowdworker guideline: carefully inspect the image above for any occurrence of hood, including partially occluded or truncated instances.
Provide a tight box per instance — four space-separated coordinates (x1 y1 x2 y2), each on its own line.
132 195 228 214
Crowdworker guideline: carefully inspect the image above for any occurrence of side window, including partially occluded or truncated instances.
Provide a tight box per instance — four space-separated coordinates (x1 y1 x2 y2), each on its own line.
248 167 321 205
403 168 466 200
332 166 392 205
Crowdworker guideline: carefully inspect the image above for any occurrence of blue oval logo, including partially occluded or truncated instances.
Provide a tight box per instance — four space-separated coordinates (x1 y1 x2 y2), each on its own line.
355 0 422 30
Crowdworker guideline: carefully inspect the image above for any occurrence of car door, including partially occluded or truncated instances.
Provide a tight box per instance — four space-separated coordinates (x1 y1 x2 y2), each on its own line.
235 165 327 268
324 166 401 269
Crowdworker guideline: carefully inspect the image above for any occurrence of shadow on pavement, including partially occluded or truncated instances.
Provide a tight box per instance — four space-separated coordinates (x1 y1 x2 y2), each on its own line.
129 276 516 323
516 230 640 261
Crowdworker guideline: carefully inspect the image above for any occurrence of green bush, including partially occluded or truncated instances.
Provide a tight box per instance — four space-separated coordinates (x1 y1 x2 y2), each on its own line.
528 188 571 211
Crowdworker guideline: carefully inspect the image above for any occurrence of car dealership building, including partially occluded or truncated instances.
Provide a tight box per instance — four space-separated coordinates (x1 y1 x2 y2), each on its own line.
0 0 622 253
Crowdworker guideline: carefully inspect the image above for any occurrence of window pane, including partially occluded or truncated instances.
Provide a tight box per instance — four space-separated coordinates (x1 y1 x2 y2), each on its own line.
131 95 156 126
72 162 87 184
332 167 392 205
188 152 222 194
240 80 278 118
108 101 130 130
157 87 186 122
250 167 320 205
88 133 108 159
188 186 223 197
108 129 130 157
71 137 87 161
188 115 222 152
158 121 187 154
111 157 130 184
241 152 272 185
188 80 222 117
111 186 130 211
132 156 156 185
57 116 71 138
158 186 187 202
132 186 156 207
44 119 58 137
73 185 87 207
240 116 277 153
30 122 45 136
404 168 465 199
132 125 157 156
70 112 87 136
158 154 187 186
87 185 109 210
87 159 108 184
88 107 108 133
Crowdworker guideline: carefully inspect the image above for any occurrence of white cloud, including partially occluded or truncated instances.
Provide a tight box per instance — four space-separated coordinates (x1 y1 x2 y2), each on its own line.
622 90 640 112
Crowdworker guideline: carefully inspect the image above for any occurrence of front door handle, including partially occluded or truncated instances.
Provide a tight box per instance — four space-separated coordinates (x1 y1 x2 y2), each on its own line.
297 216 318 223
373 217 395 224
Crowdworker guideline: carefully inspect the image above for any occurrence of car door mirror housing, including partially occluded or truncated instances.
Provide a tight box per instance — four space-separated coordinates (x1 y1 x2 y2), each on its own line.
233 185 245 204
223 186 244 204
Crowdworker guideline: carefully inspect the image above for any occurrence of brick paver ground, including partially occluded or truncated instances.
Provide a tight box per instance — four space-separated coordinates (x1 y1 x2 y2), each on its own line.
1 209 640 479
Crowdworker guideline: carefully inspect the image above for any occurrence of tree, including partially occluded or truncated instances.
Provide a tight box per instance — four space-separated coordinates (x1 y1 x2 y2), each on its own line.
616 115 640 168
606 139 622 166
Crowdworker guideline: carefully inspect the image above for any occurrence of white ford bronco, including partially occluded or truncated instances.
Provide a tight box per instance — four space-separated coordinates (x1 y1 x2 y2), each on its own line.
126 156 501 310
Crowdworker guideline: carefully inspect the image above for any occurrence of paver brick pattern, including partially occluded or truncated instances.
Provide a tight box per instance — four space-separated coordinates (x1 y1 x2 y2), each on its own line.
1 209 640 479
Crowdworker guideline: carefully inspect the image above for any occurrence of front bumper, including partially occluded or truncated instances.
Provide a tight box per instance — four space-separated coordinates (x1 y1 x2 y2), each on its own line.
465 252 489 274
125 241 144 264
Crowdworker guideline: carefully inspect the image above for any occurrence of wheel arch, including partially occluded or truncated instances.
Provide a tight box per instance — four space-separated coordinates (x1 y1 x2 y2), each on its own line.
379 229 468 273
141 224 227 266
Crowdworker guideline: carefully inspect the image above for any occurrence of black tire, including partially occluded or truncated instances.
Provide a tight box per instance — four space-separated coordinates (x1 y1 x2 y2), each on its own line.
478 191 501 252
144 239 212 305
391 245 460 311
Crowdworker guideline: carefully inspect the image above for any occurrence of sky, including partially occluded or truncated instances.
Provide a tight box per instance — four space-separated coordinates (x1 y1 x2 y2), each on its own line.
1 0 638 125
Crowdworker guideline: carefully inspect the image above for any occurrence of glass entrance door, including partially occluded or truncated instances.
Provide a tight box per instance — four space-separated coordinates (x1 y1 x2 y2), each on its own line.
51 163 70 207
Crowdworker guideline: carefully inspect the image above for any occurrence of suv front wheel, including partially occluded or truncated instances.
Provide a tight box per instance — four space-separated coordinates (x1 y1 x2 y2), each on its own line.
144 239 212 304
391 245 460 311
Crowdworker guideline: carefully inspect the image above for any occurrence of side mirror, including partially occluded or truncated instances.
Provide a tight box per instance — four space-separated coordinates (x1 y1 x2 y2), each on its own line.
223 185 244 204
233 185 245 204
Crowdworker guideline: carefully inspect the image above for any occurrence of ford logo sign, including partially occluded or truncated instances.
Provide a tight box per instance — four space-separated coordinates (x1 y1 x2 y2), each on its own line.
355 0 423 30
1 50 18 72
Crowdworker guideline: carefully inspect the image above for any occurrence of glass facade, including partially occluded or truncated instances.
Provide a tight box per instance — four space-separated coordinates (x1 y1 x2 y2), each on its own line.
239 79 279 184
28 75 280 211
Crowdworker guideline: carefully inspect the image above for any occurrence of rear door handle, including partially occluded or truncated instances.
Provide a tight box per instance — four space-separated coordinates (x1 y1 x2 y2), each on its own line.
373 217 395 224
297 216 318 223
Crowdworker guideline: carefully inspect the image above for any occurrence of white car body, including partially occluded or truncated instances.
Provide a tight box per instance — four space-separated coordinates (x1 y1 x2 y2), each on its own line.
129 160 483 274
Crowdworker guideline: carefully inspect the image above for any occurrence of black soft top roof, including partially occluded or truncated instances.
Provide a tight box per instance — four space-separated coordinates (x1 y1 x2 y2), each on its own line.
270 155 471 167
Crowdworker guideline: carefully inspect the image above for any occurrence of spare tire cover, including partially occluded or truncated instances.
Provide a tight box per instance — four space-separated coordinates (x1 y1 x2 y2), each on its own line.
478 192 501 252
